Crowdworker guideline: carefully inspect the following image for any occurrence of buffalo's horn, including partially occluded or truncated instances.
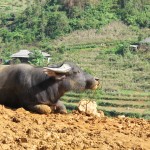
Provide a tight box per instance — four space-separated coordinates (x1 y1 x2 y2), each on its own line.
43 64 71 73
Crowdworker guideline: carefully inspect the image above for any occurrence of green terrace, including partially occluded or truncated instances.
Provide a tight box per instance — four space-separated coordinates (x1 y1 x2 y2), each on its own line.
0 0 33 14
57 44 150 119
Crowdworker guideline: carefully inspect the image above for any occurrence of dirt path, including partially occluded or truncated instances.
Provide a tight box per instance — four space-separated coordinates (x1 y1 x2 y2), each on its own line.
0 105 149 150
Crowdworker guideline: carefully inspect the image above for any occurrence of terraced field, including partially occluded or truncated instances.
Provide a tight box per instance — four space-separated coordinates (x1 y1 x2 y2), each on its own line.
0 0 149 119
0 0 47 15
0 0 30 14
54 47 150 119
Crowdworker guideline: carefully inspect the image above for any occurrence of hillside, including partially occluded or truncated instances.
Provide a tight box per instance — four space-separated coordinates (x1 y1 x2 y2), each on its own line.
0 1 149 119
0 0 149 48
0 105 150 150
0 1 150 149
0 20 150 119
57 47 150 119
46 21 150 119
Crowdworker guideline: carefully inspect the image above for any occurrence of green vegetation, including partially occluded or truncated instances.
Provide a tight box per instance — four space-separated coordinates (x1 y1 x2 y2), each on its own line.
0 0 150 119
58 43 150 119
0 0 150 53
28 50 48 66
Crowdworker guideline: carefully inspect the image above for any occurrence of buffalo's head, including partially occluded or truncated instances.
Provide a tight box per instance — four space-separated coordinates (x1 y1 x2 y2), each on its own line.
43 62 100 91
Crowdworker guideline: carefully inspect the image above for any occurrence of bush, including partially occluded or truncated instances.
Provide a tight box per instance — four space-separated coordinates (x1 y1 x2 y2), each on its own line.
117 0 150 28
0 0 149 46
29 50 47 66
45 12 71 39
115 42 130 56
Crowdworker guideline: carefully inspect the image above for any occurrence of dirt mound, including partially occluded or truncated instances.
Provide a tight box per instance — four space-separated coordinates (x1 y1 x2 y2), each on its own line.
0 105 149 150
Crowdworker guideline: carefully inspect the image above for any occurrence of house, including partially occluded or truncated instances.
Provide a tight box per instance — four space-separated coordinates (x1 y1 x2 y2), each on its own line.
10 50 51 63
139 37 150 52
130 37 150 52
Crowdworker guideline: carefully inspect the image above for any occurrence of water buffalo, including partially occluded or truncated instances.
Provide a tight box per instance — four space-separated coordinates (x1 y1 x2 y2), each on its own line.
0 62 99 114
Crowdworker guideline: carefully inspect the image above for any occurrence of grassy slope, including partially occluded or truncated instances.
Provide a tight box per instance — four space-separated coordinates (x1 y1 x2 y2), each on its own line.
0 0 149 119
50 22 150 119
0 0 33 14
51 21 150 47
61 49 150 118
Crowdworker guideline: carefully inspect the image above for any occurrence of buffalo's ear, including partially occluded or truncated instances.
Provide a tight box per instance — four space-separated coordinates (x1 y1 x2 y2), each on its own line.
43 64 71 80
43 69 66 80
43 69 56 76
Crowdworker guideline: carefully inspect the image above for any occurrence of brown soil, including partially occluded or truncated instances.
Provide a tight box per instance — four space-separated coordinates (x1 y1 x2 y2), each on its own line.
0 105 150 150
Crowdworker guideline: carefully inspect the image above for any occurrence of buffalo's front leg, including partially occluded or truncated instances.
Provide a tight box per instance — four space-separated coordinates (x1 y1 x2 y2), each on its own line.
27 104 52 114
52 101 67 114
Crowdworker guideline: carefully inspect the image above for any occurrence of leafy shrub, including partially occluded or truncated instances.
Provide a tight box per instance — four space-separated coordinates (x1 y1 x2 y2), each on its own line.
29 50 47 66
117 0 150 28
45 12 71 38
115 42 130 56
0 0 149 47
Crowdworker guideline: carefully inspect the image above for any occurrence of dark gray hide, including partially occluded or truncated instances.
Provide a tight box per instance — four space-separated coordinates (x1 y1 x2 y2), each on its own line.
0 62 99 114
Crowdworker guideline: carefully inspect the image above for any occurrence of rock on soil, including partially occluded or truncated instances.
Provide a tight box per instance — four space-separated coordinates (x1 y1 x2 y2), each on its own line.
0 105 150 150
78 99 104 117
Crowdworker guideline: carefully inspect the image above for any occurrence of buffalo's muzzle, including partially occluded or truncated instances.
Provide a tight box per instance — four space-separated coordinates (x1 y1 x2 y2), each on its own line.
95 77 99 82
91 77 100 90
95 77 100 85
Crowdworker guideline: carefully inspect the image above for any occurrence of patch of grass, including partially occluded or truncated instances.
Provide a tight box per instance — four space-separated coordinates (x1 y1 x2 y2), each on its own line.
118 90 150 97
102 110 150 119
97 106 149 114
58 41 150 119
97 99 150 106
97 101 150 109
51 21 142 47
0 0 33 14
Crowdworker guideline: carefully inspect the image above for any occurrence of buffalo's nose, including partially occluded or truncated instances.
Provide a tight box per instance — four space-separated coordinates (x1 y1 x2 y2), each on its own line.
95 77 99 82
95 77 100 85
95 77 99 81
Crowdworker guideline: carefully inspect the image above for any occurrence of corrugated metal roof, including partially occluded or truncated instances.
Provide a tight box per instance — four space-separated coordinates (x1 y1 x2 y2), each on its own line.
11 50 50 58
11 50 31 58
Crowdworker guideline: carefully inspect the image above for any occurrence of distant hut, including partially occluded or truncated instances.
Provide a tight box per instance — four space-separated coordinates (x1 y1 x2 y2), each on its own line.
11 50 31 63
139 37 150 52
10 50 51 63
130 37 150 52
130 44 138 51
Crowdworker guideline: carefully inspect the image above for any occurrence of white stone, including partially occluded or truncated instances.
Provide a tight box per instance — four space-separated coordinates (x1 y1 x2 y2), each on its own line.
78 99 101 117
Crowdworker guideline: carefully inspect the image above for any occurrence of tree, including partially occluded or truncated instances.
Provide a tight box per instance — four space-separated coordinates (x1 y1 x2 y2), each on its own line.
45 12 70 38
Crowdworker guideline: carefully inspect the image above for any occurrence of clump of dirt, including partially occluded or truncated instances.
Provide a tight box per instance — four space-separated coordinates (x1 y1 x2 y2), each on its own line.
0 105 150 150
